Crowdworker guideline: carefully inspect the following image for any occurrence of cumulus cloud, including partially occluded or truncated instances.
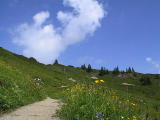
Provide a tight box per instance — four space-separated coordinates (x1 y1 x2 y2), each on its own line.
12 0 106 64
33 11 50 26
146 57 160 73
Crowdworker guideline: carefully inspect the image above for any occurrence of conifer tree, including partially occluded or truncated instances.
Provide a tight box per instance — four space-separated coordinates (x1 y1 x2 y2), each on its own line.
53 59 58 65
99 67 106 76
126 68 128 73
128 67 132 73
113 66 120 75
81 64 86 70
86 64 92 73
132 67 135 73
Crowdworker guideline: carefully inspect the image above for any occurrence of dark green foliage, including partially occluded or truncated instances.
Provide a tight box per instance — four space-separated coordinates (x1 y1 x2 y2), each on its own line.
99 67 109 76
81 64 86 70
154 74 160 79
68 65 74 68
128 67 132 73
53 59 59 65
132 67 135 73
126 67 135 73
86 64 92 73
105 69 109 74
99 67 105 76
29 57 37 63
133 72 137 77
113 66 120 75
139 76 152 85
121 70 125 74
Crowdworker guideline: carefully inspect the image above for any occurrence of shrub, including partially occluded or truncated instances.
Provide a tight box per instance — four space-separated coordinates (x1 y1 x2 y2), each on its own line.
29 57 37 63
139 76 152 85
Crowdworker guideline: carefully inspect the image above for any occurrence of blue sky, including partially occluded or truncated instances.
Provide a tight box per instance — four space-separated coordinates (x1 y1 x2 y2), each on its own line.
0 0 160 73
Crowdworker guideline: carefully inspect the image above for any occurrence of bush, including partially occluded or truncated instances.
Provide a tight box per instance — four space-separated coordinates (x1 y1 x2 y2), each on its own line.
139 76 152 85
99 67 109 76
29 57 37 63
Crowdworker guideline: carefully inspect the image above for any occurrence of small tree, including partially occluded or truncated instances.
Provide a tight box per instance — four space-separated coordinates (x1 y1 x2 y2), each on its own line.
113 66 120 75
132 67 135 73
86 64 92 73
128 67 132 73
126 68 128 73
81 64 86 70
53 59 59 65
126 67 132 73
99 67 106 76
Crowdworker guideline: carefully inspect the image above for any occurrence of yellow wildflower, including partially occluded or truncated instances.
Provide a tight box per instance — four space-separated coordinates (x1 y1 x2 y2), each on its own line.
95 80 99 83
131 103 136 106
133 116 136 120
100 80 104 83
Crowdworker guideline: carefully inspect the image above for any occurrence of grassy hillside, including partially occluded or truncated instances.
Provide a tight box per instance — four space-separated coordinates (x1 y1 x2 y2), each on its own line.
0 47 90 112
0 58 45 113
0 47 160 119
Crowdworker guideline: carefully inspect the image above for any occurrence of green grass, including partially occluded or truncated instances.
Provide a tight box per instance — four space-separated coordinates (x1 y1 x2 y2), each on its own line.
0 60 45 113
0 47 160 119
57 82 147 120
98 74 160 119
0 47 90 113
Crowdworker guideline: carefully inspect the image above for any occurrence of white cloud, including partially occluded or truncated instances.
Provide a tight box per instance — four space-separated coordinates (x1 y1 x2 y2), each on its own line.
146 57 152 62
146 57 160 74
33 11 50 26
12 0 106 64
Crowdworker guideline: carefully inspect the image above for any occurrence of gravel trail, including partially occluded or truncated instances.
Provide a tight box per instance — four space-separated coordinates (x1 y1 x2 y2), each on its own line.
0 97 61 120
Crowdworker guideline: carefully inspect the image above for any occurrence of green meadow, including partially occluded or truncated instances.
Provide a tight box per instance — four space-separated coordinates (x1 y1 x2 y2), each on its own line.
0 47 160 119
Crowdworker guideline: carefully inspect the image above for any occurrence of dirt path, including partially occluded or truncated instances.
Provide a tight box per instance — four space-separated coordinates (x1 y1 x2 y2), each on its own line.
0 97 61 120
